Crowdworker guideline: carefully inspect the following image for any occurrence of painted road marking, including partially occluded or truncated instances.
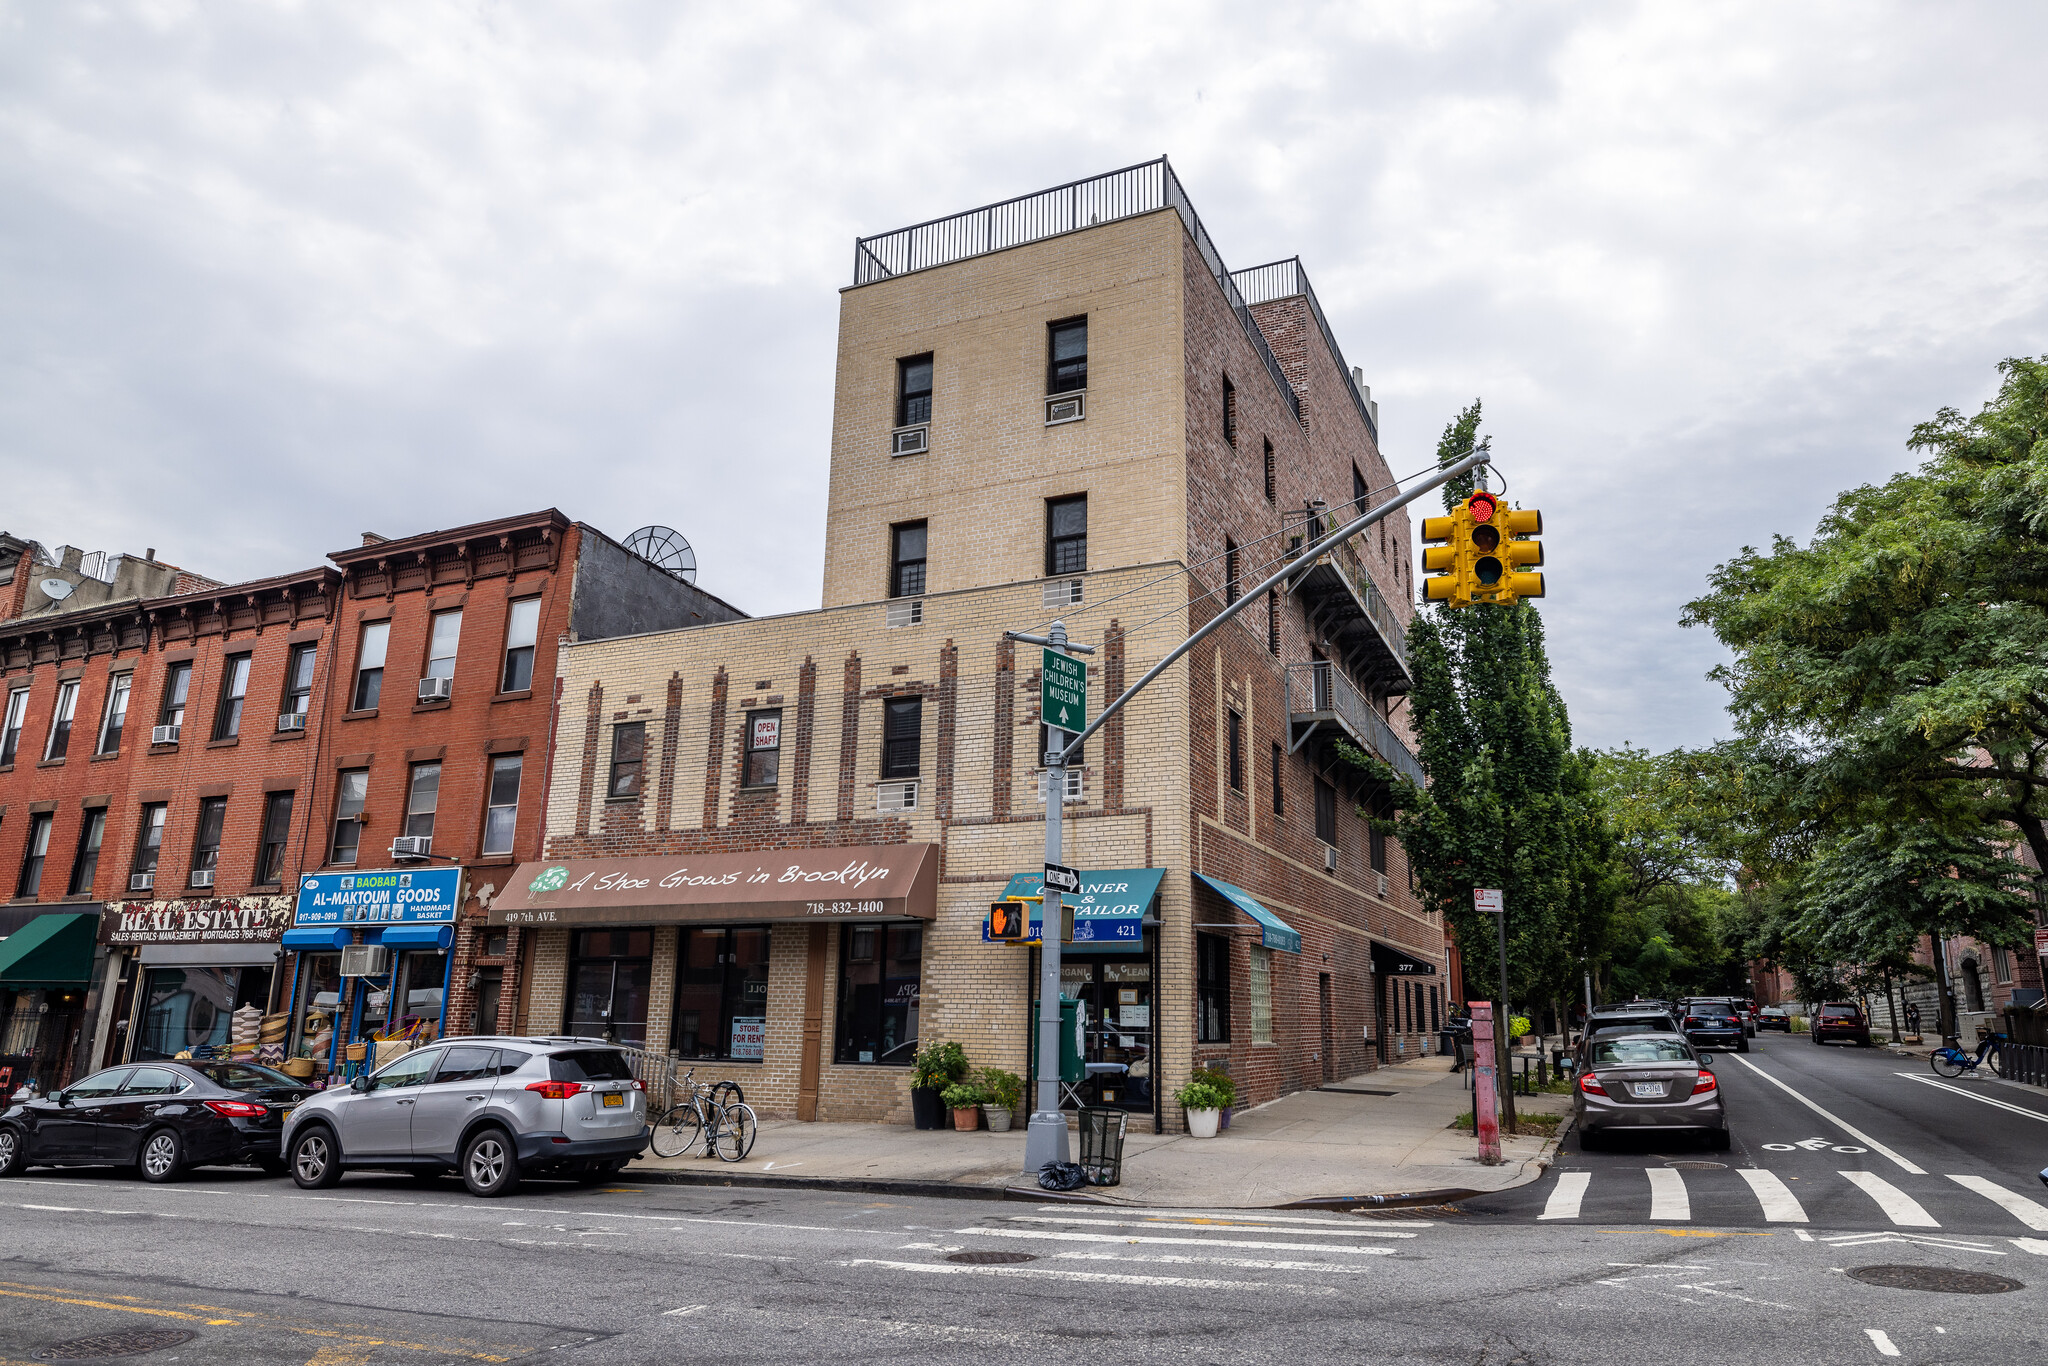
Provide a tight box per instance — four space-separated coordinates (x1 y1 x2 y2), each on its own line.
2012 1239 2048 1255
1947 1174 2048 1231
953 1227 1397 1255
1540 1172 1591 1221
1840 1172 1939 1227
1738 1170 1808 1223
1729 1056 1925 1173
1053 1251 1386 1273
1821 1231 2000 1255
1898 1073 2048 1124
844 1258 1339 1295
1646 1168 1690 1222
997 1216 1418 1238
1866 1328 1900 1357
1030 1206 1433 1227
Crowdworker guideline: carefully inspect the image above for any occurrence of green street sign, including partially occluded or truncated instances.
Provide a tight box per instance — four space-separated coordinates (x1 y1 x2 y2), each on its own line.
1041 649 1088 735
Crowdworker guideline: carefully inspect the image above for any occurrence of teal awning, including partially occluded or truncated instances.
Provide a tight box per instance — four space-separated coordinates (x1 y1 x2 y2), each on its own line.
1193 874 1302 954
0 912 100 987
988 868 1163 953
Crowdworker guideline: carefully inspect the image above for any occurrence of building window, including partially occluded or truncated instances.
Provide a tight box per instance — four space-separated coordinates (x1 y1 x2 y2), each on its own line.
481 755 522 856
1048 317 1087 393
1038 723 1083 767
1315 776 1337 845
17 812 52 897
1270 741 1284 817
1224 538 1240 604
133 804 166 881
743 710 781 788
1267 588 1280 655
834 922 922 1064
1367 788 1388 874
188 797 227 884
1263 438 1276 503
158 662 192 731
44 680 79 761
213 654 251 740
1046 496 1087 576
1227 710 1244 792
257 792 294 885
331 769 368 864
896 353 933 427
282 644 316 720
352 622 389 711
1354 464 1370 516
502 598 541 693
1992 945 2013 984
67 810 106 896
1 689 25 765
96 675 131 755
673 926 771 1060
1197 934 1231 1043
890 521 927 598
1249 945 1273 1043
882 698 922 779
405 762 441 840
607 722 646 799
566 929 653 1045
1223 375 1237 447
425 609 462 684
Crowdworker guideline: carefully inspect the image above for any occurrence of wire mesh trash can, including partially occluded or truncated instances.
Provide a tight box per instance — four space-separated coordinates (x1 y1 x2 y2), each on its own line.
1077 1107 1128 1187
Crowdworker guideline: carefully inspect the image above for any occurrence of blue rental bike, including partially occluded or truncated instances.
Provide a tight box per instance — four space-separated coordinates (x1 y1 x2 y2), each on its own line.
1931 1033 2006 1079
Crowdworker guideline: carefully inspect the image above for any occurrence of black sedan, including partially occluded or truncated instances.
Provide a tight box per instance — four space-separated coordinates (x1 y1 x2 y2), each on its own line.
1757 1006 1793 1032
1681 1008 1749 1053
0 1061 315 1182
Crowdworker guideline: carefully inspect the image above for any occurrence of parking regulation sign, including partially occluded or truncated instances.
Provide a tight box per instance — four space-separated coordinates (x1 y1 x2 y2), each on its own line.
1041 649 1087 734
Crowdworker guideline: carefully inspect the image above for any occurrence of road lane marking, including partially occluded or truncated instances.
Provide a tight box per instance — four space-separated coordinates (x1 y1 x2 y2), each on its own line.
995 1216 1418 1238
843 1258 1338 1295
952 1228 1396 1254
1029 1206 1432 1227
1947 1174 2048 1231
1866 1328 1900 1357
1738 1170 1808 1223
2013 1239 2048 1255
1539 1171 1590 1221
0 1285 210 1322
1821 1231 1998 1254
1054 1251 1389 1272
1839 1172 1939 1227
1897 1073 2048 1124
1728 1056 1924 1172
1647 1168 1690 1221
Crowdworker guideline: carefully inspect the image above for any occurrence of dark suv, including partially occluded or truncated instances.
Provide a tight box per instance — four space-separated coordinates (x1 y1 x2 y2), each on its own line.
1681 1006 1749 1053
1811 1002 1872 1047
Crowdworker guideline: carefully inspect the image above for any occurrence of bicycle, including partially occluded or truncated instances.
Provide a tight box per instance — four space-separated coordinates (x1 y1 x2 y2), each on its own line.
1931 1033 2007 1079
649 1067 757 1162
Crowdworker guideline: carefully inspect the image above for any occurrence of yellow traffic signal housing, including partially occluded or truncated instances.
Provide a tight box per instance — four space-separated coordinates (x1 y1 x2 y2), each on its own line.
1420 492 1544 607
1498 507 1544 603
988 901 1029 941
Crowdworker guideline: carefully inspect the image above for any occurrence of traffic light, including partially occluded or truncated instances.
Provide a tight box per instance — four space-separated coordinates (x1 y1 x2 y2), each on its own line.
1498 506 1544 603
988 900 1029 941
1419 491 1544 607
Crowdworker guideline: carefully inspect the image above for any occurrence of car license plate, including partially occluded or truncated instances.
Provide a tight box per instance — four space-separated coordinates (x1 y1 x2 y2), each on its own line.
1631 1083 1666 1098
278 1108 294 1123
602 1093 624 1108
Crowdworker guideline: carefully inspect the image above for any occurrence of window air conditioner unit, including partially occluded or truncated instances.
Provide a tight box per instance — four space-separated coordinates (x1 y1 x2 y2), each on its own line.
1377 872 1389 897
189 868 215 888
1042 579 1083 609
418 676 452 703
877 780 919 814
1045 394 1085 425
885 599 923 628
340 944 392 978
129 871 154 892
1324 846 1338 874
1037 769 1084 804
151 725 180 745
891 426 929 456
276 712 306 732
390 836 433 859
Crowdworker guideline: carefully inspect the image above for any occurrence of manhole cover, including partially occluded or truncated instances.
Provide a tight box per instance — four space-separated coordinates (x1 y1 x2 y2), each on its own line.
947 1250 1038 1265
1846 1265 2023 1295
38 1329 198 1359
1666 1162 1726 1170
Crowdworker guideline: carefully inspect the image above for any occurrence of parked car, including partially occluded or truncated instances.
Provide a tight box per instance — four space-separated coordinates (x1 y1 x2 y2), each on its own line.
1576 1007 1682 1071
0 1060 314 1182
1811 1002 1873 1047
1757 1006 1793 1033
1681 1007 1749 1053
1683 997 1756 1040
1575 1032 1728 1151
282 1037 650 1198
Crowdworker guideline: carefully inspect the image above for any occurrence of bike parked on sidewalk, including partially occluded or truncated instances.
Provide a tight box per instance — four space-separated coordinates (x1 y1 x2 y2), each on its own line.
649 1068 757 1162
1932 1033 2007 1079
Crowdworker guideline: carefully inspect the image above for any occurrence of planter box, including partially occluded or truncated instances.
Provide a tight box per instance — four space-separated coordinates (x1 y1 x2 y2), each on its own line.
1185 1107 1220 1139
910 1086 948 1130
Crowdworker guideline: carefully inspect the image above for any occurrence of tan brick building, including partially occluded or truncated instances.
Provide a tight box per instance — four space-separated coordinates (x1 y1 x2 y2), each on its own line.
501 159 1444 1132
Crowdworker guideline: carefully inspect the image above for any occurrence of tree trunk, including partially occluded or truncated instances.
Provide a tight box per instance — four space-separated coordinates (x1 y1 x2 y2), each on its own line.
1883 968 1902 1044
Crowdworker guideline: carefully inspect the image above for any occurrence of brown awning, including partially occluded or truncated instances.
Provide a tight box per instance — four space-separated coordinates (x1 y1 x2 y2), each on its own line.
491 845 938 928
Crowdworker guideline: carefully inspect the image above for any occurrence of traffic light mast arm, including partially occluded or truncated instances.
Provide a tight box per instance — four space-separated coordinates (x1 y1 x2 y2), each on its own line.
1043 448 1493 764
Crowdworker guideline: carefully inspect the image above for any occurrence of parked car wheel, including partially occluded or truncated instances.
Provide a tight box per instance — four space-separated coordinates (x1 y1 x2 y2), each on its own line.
0 1127 26 1177
138 1128 185 1183
290 1126 343 1190
1736 1036 1749 1054
462 1128 521 1198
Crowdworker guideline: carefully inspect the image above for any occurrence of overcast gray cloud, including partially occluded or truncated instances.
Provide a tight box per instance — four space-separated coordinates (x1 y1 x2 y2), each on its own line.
4 0 2045 754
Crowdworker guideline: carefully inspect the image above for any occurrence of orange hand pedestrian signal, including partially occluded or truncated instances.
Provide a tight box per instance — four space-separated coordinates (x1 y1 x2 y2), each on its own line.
988 901 1029 940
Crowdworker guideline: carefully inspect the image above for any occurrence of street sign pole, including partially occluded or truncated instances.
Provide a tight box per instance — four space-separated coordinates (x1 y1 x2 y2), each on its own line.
1475 888 1513 1134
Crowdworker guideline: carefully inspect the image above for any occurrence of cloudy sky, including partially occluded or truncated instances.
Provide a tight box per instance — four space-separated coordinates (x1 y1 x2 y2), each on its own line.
5 1 2044 754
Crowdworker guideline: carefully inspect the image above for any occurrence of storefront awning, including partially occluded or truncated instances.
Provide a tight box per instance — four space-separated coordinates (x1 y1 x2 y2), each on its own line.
991 868 1164 953
493 845 939 927
1371 940 1439 976
282 926 352 950
0 912 100 988
380 924 455 951
1192 874 1302 954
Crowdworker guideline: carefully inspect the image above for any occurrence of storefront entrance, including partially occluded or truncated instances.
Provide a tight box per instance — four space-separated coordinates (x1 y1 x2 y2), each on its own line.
1058 952 1154 1111
566 929 651 1045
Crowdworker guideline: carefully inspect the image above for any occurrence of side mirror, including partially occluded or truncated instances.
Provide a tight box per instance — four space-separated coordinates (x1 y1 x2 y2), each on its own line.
351 1074 375 1094
1697 1053 1714 1065
54 1091 73 1107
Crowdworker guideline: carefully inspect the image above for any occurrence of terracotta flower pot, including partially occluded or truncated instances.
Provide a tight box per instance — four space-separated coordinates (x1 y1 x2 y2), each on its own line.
952 1106 981 1132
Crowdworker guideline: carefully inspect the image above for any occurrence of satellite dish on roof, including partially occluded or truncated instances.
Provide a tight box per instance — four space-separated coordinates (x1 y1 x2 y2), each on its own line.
622 526 697 584
39 578 74 601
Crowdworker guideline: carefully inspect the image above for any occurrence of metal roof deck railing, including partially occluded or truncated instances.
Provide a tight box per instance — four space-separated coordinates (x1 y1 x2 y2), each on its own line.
851 156 1300 422
1231 257 1378 444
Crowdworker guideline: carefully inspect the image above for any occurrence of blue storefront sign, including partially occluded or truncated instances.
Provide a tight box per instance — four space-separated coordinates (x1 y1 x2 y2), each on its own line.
986 867 1162 952
293 868 462 928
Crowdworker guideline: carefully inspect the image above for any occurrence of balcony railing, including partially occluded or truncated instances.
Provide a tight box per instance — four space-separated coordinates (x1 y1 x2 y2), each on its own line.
852 157 1299 423
1284 507 1410 694
1232 257 1378 444
1286 662 1425 788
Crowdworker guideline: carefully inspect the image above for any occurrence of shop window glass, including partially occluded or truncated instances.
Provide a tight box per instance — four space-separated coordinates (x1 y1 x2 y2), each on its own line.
1197 933 1230 1043
482 755 523 854
672 926 771 1061
135 964 273 1061
292 953 342 1064
565 929 652 1045
1249 946 1273 1044
834 923 921 1065
359 951 448 1045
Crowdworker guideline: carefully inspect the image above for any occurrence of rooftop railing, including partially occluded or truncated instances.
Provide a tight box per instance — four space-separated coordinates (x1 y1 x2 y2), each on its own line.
852 157 1299 422
1232 257 1378 444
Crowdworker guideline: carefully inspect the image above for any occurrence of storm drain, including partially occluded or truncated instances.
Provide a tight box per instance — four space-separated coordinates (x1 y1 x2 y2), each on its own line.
1846 1265 2023 1295
37 1329 198 1359
947 1251 1039 1265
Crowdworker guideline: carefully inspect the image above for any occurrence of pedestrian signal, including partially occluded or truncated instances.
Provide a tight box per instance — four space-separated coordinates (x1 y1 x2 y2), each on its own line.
988 901 1029 941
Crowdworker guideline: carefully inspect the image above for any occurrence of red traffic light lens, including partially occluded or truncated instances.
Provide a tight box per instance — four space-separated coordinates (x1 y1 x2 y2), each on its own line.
1468 493 1497 523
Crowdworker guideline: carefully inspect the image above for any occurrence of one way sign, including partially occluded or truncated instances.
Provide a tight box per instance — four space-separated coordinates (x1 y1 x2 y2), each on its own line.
1041 649 1088 734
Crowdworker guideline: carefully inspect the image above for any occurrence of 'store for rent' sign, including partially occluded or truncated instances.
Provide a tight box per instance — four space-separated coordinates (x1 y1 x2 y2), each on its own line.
1042 649 1088 735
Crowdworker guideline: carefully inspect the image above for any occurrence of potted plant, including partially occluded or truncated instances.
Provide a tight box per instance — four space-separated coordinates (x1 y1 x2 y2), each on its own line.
1174 1078 1230 1138
911 1040 969 1130
981 1067 1023 1133
1191 1065 1237 1129
942 1081 987 1131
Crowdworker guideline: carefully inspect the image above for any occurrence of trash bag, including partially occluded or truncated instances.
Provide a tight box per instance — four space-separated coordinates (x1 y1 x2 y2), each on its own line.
1038 1161 1089 1192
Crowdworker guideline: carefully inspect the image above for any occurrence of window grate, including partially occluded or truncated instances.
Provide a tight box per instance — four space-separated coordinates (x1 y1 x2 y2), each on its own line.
1041 579 1083 609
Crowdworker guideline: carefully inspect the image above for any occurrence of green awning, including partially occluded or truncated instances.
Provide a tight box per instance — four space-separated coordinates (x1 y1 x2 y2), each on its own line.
1193 874 1302 953
0 912 100 988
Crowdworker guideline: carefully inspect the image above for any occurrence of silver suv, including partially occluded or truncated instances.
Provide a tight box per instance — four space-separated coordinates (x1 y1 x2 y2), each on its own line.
281 1037 648 1197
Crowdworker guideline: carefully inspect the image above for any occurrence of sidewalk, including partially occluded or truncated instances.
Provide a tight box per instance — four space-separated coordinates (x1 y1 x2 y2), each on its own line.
622 1055 1568 1208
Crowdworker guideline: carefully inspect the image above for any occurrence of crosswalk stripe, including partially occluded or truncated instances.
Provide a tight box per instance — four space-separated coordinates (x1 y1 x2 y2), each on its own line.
1054 1251 1389 1272
1539 1172 1590 1221
1840 1171 1939 1227
998 1216 1418 1239
1737 1169 1807 1223
1948 1175 2048 1231
1646 1168 1690 1221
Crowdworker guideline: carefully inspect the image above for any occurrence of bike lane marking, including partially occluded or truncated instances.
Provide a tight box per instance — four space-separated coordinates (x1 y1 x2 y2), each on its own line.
1727 1056 1925 1174
1839 1172 1939 1227
1896 1073 2048 1124
1946 1175 2048 1231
